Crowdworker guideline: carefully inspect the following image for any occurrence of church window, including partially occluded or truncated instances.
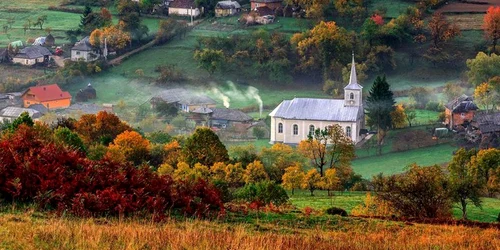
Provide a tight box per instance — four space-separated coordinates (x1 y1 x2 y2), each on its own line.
278 123 283 133
346 126 351 138
293 124 298 135
309 125 315 136
350 93 354 99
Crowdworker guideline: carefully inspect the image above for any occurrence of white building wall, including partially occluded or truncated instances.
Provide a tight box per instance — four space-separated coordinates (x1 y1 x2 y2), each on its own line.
12 57 37 65
71 50 93 62
270 117 363 144
169 7 201 17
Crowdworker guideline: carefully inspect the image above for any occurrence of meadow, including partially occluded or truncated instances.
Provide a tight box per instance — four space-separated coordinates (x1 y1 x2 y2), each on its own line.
0 207 499 250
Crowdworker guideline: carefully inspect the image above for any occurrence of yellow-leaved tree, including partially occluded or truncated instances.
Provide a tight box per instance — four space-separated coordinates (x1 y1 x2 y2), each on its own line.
282 164 305 195
390 104 408 129
90 25 131 51
321 168 340 196
243 160 269 184
302 169 323 196
107 130 150 165
210 162 227 182
225 163 244 188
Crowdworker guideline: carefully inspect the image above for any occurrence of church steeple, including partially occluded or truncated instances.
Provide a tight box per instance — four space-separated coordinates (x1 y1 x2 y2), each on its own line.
344 53 363 107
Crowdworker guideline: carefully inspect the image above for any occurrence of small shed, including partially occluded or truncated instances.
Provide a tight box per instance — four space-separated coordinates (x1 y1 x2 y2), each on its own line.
45 34 55 47
215 1 241 17
75 83 97 102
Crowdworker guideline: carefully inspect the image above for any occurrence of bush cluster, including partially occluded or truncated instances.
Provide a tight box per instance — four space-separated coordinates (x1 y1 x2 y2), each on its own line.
325 207 348 216
0 124 223 220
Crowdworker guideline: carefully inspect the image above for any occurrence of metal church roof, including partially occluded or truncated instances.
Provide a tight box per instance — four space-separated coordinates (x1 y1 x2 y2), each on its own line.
269 98 363 122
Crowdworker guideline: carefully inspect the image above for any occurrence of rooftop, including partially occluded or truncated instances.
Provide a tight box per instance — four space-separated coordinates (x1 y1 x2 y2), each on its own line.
269 98 363 122
211 108 253 122
72 36 94 51
154 88 216 106
23 84 72 102
14 45 51 59
169 0 196 8
0 107 41 119
445 94 478 113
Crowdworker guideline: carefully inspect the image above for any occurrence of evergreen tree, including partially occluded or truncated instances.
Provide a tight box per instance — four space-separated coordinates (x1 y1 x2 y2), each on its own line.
182 127 229 166
366 75 395 155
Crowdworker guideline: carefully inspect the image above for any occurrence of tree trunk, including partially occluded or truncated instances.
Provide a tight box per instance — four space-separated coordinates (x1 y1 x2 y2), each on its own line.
461 198 468 220
310 188 314 196
292 188 294 195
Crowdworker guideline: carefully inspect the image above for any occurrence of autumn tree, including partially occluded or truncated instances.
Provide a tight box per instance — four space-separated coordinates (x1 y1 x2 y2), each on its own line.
443 82 463 102
163 140 182 166
90 25 131 51
182 127 229 166
281 164 305 195
474 82 497 112
193 49 225 75
404 106 417 127
224 163 245 188
390 104 407 129
483 6 500 53
243 160 269 184
291 21 352 80
428 12 460 49
466 52 500 86
260 143 306 183
284 0 330 20
54 127 86 153
107 130 151 165
298 125 355 176
34 15 47 30
302 169 323 196
470 148 500 197
373 164 452 219
448 148 482 220
366 75 395 155
321 168 340 196
75 111 132 146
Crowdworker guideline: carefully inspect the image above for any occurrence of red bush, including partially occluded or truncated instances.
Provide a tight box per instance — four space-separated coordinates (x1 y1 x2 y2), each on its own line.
0 125 223 219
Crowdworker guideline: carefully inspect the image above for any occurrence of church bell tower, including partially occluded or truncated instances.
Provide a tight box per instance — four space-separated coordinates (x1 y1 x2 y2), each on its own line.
344 53 363 107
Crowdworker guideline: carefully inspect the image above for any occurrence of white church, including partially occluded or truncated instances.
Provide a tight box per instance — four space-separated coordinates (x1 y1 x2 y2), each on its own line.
269 55 366 144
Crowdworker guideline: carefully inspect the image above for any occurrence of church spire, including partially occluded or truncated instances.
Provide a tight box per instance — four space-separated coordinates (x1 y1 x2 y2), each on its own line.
344 52 363 90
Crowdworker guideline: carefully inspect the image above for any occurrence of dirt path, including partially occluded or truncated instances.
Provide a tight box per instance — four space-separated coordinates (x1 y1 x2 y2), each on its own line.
52 55 65 67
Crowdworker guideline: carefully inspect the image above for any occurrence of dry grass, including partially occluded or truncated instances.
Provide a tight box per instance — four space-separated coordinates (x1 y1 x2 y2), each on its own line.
0 213 499 250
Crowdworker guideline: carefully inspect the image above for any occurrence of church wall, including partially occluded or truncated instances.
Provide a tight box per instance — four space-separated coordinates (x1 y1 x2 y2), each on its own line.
270 118 361 144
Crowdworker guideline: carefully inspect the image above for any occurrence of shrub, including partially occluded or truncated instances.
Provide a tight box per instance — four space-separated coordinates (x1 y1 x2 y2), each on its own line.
235 181 289 206
425 101 444 112
252 127 266 139
325 207 348 216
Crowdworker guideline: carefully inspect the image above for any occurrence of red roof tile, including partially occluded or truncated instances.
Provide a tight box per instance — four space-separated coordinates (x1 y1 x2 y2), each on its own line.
24 84 72 102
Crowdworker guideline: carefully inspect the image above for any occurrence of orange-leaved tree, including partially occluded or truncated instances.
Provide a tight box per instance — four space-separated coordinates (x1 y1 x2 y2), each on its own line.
483 6 500 53
75 111 133 145
107 130 150 165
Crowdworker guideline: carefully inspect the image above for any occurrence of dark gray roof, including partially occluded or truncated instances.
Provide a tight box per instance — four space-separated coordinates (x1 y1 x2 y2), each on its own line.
28 104 49 115
445 94 478 113
216 1 241 9
475 112 500 133
0 107 41 119
251 0 282 2
192 107 213 114
14 45 51 59
269 98 363 122
0 93 7 100
62 103 106 115
211 108 253 122
71 37 93 52
170 0 196 8
154 88 216 106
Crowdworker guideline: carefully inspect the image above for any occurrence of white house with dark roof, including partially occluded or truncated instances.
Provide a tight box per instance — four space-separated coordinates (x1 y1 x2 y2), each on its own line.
12 46 52 66
269 55 365 144
71 37 99 62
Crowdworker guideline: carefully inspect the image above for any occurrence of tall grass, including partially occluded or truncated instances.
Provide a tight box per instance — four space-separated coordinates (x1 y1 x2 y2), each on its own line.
0 213 498 249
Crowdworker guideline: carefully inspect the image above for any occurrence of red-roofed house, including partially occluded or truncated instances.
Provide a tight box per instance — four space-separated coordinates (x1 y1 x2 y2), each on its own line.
22 84 72 109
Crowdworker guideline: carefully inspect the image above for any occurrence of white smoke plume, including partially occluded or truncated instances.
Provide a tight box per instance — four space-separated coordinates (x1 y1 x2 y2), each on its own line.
211 88 230 108
246 86 263 118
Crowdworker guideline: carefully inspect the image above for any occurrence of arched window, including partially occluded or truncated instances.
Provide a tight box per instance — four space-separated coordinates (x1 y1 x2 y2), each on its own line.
309 125 315 136
346 126 351 138
293 124 299 135
278 123 283 133
350 93 354 99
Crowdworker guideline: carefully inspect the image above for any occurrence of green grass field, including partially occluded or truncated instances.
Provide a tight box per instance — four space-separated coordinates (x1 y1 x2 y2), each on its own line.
352 143 456 178
289 190 500 223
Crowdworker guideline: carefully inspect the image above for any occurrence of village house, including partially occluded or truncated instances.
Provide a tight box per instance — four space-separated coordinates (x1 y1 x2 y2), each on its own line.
209 107 253 129
21 84 72 110
12 45 52 66
444 94 478 129
269 55 365 144
215 1 241 17
151 88 216 113
0 106 42 123
467 111 500 148
168 0 202 17
71 37 99 62
250 0 282 10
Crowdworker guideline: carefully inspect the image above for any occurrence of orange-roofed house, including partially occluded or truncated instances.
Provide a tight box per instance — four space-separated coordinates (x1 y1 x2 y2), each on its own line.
22 84 72 109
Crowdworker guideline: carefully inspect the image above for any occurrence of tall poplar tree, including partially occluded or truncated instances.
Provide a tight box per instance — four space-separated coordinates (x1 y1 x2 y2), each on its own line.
366 75 395 155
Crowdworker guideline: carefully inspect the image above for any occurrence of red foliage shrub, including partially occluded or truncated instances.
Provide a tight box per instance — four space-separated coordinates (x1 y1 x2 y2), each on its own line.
0 125 223 220
371 14 384 26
